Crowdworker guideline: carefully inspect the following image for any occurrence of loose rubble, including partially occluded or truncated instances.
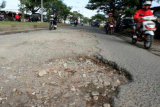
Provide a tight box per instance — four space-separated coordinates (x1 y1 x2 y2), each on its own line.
0 56 128 107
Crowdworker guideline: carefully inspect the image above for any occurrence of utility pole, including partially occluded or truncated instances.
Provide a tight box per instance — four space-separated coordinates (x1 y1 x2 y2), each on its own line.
22 3 24 22
41 0 43 22
21 0 25 22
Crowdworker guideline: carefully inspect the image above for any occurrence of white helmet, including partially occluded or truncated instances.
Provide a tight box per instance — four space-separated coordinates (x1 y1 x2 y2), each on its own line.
143 1 152 6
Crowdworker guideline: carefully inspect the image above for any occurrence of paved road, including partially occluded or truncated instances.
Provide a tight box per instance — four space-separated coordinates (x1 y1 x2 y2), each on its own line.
1 25 160 106
86 26 160 107
0 26 98 71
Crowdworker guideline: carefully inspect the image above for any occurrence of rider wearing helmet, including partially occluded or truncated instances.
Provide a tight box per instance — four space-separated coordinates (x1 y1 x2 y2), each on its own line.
52 8 58 26
106 12 115 33
133 0 153 38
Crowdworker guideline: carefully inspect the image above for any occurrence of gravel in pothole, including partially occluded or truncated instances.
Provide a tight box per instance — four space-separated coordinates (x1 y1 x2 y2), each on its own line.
0 56 128 107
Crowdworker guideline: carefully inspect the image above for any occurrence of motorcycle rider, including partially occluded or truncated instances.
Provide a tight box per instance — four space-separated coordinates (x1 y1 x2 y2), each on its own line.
133 0 153 38
106 12 115 33
74 18 78 26
81 21 84 26
51 8 58 27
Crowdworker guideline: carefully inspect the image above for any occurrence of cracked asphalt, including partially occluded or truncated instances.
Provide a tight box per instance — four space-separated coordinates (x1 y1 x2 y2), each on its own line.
0 25 160 107
95 27 160 107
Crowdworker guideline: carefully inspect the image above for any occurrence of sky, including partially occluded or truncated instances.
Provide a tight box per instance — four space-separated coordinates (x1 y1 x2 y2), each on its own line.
0 0 98 18
0 0 160 18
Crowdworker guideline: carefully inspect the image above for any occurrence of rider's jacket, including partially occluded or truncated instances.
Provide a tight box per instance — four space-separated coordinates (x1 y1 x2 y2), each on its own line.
134 9 153 23
15 14 20 20
51 12 58 20
106 17 114 23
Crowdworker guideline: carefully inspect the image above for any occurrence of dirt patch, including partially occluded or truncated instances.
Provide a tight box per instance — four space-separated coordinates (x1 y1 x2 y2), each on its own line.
0 56 128 107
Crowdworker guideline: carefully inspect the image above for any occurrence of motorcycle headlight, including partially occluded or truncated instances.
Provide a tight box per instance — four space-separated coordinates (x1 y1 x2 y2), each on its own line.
50 15 54 17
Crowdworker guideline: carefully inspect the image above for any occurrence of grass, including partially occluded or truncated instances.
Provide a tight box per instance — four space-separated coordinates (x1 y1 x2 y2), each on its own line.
0 21 70 26
0 21 49 25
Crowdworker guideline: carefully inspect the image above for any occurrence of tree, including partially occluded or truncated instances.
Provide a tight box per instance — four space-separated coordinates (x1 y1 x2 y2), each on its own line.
91 14 106 23
70 11 83 19
86 0 139 17
23 0 42 13
0 0 6 10
59 4 72 23
44 0 72 23
83 17 90 23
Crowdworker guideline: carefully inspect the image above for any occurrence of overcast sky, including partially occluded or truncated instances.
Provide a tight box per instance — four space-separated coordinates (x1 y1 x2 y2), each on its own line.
0 0 98 18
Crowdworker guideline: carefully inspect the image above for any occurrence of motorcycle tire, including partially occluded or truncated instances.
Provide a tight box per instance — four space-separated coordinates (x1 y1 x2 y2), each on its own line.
131 33 137 44
108 29 111 35
144 34 153 49
54 27 56 30
49 23 53 30
110 29 113 35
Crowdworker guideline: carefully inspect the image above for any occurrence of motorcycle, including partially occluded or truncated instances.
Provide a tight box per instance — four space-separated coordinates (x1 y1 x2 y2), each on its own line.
106 22 114 35
74 20 78 27
49 15 57 30
81 22 84 26
131 16 157 49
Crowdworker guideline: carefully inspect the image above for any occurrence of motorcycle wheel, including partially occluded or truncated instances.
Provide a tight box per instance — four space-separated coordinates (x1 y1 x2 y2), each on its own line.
144 34 153 49
49 23 53 30
108 29 111 35
111 29 113 35
131 33 137 44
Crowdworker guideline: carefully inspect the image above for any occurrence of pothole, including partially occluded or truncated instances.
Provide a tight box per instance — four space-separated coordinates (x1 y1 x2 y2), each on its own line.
0 56 129 107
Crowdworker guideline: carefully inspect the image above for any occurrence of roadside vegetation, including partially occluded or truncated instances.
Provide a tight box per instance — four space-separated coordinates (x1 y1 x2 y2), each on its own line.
0 21 69 26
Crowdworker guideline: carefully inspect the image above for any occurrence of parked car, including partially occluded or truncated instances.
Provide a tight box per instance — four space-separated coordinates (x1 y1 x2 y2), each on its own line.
151 6 160 39
117 17 134 33
92 21 100 27
70 21 75 24
30 13 48 22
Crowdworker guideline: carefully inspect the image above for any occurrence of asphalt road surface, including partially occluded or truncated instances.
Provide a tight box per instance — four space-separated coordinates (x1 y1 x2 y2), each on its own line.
0 25 160 107
88 26 160 107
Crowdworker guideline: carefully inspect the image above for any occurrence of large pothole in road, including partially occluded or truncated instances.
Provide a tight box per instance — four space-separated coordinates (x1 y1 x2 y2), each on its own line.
0 56 128 107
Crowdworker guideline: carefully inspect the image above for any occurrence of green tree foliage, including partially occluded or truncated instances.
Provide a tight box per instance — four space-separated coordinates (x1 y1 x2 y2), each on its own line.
58 4 72 23
22 0 42 13
83 17 90 23
23 0 65 14
86 0 140 17
22 0 72 22
70 11 83 19
0 0 6 10
91 14 106 22
46 1 72 23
